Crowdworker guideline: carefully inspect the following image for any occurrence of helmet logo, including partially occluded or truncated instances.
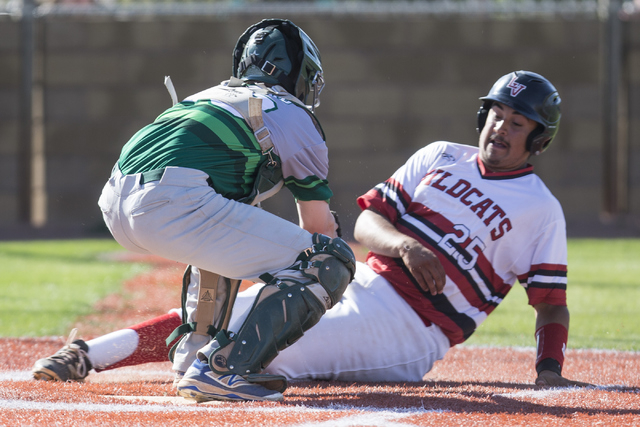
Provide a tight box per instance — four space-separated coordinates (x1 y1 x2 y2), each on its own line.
506 76 527 97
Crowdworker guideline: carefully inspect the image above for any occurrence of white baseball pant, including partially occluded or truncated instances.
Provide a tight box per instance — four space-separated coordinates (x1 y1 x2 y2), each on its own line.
228 262 450 382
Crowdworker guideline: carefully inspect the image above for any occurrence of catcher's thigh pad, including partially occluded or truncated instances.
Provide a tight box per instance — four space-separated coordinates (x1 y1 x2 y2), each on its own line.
208 234 356 377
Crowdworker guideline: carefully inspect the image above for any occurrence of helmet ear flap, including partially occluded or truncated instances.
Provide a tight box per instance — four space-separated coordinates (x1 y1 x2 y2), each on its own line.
527 124 550 155
476 101 491 133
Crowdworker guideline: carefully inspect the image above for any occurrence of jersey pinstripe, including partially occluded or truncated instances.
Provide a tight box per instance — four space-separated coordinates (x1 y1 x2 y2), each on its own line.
357 141 567 346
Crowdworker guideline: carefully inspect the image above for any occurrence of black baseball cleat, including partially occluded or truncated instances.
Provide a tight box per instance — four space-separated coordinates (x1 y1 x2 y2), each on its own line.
32 329 93 382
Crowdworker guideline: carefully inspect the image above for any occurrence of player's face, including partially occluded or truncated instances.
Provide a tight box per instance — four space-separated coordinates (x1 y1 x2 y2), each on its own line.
478 102 538 172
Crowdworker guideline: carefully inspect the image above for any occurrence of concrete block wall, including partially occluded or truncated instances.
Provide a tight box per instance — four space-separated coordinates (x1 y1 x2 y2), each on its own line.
0 14 638 239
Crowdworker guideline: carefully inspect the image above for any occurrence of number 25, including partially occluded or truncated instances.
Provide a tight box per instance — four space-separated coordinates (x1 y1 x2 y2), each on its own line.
439 225 486 270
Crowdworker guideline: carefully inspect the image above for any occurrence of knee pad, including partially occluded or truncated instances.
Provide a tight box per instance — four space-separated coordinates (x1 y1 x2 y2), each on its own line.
295 233 356 308
208 234 356 377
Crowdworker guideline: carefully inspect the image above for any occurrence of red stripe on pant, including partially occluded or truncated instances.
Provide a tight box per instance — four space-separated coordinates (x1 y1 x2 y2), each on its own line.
94 311 182 372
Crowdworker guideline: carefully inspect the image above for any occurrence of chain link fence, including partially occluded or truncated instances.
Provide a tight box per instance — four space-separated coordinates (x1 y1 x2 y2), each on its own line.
0 0 617 19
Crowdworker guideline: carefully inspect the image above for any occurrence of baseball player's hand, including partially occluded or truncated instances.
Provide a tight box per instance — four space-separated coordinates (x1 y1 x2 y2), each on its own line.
399 240 446 296
535 370 593 388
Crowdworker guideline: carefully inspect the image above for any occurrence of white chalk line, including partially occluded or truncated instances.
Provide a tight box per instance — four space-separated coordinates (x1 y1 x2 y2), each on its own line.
0 398 210 413
0 369 173 383
494 384 635 400
0 397 443 427
0 371 31 382
495 387 580 400
0 396 445 418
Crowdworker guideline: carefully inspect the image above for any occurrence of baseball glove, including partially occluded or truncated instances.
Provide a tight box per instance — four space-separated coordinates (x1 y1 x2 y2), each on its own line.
331 210 342 237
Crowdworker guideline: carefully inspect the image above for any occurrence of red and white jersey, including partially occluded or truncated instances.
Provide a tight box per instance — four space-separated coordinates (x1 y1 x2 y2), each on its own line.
357 141 568 346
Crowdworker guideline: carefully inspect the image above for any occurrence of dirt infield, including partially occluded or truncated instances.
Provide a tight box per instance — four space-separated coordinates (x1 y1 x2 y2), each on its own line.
1 252 639 426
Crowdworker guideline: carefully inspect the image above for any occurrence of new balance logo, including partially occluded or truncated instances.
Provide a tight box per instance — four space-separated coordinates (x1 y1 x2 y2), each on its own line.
506 76 527 97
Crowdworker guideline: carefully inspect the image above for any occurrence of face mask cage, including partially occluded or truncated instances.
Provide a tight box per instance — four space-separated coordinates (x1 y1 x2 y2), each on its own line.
308 71 325 112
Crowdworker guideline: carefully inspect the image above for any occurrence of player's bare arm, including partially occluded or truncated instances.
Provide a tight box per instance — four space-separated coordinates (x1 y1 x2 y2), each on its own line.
354 208 445 295
533 302 592 388
297 199 338 238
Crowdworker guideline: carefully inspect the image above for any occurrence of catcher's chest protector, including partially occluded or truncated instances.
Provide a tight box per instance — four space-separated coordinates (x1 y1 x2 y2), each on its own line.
204 79 321 207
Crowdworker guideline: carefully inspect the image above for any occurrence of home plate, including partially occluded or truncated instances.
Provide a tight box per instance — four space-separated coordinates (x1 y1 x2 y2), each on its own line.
108 395 225 405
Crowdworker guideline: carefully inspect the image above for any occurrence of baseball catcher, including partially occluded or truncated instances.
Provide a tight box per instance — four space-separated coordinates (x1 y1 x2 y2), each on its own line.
34 18 356 403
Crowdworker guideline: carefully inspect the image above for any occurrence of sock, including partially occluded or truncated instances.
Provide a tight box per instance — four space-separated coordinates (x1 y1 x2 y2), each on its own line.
88 311 182 372
196 339 221 363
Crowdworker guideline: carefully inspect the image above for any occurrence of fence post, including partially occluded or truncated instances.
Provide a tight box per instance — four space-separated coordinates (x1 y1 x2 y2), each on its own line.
600 0 629 217
18 0 46 228
18 0 34 226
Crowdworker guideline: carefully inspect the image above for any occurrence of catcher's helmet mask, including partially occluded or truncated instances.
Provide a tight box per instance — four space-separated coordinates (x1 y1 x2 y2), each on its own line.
476 71 561 155
233 19 324 110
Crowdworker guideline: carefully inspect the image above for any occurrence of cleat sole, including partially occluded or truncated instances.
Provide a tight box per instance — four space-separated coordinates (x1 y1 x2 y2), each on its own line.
32 367 62 382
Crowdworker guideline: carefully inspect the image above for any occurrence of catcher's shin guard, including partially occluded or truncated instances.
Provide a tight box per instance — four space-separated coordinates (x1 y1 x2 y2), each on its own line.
207 234 355 386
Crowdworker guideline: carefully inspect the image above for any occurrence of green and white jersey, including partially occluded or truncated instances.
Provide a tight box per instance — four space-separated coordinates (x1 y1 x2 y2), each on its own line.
118 82 332 202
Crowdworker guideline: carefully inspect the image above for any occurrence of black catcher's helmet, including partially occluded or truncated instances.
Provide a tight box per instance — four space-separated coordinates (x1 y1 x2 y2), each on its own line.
476 71 561 155
232 19 324 110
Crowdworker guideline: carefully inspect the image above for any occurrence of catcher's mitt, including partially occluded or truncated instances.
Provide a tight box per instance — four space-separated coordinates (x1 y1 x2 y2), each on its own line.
331 210 342 238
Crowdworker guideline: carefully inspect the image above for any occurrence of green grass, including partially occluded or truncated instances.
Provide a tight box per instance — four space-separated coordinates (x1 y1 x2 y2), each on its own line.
465 238 640 351
0 239 149 337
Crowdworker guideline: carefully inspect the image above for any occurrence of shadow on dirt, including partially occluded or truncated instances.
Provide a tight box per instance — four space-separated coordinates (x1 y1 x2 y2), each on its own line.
284 379 640 417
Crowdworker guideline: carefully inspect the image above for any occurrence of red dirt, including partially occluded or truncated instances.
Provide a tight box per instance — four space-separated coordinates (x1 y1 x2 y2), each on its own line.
1 251 638 426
